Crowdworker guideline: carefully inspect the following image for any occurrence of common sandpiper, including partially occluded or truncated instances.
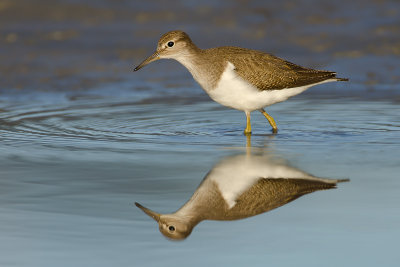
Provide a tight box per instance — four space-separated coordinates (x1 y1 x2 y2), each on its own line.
134 30 348 134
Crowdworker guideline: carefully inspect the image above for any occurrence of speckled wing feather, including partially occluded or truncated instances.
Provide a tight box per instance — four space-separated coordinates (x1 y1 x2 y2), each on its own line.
214 177 338 220
229 178 337 217
220 47 343 90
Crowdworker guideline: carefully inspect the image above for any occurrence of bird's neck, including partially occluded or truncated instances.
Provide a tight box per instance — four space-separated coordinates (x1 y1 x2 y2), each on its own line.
174 48 224 91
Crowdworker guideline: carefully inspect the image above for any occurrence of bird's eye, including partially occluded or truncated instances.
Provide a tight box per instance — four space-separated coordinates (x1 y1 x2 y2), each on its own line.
167 41 174 47
168 225 175 232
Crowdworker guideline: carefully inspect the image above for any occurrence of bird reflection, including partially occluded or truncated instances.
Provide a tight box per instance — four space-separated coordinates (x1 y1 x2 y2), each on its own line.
135 149 348 240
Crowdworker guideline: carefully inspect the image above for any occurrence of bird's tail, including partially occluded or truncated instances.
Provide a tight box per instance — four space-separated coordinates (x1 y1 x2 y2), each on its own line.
335 77 349 82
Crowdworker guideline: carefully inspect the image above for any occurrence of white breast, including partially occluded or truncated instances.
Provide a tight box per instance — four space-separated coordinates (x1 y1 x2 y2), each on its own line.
207 62 330 112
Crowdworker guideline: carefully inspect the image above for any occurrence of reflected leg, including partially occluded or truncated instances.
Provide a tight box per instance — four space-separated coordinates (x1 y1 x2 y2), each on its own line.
246 134 251 155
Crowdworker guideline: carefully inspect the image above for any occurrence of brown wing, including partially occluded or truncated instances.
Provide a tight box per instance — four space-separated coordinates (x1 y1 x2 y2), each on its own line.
220 46 343 90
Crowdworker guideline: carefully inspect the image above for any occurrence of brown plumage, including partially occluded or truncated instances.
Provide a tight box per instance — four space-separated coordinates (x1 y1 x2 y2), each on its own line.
213 47 348 90
154 31 348 91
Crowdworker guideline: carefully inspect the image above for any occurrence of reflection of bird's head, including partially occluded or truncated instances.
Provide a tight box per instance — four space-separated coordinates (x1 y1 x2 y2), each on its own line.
158 215 194 240
135 202 194 240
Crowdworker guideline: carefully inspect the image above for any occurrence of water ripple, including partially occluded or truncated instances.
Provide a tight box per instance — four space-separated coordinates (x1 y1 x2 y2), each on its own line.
1 97 399 155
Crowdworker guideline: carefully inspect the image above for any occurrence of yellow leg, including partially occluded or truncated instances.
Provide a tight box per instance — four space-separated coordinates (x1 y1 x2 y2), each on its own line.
244 111 252 135
260 108 278 133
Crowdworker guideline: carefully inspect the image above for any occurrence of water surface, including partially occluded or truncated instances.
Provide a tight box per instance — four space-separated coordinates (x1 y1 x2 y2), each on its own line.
1 0 400 266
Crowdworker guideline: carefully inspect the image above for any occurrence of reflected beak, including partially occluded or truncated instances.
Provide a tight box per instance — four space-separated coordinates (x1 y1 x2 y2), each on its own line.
135 202 161 222
133 51 160 71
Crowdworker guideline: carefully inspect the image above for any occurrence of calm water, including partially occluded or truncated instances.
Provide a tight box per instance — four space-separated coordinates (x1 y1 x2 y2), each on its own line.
1 0 400 266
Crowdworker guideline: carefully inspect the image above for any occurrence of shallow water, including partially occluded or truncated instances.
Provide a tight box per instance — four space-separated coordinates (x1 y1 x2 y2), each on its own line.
1 0 400 266
1 91 399 266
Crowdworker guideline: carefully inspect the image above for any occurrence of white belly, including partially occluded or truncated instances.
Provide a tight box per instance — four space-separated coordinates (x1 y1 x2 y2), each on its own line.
206 62 331 112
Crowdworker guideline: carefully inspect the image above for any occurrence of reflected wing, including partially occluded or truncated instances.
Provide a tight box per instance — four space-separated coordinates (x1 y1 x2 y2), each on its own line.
226 178 338 219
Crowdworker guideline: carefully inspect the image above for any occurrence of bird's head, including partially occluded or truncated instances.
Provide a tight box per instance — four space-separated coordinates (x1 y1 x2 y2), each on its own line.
134 30 195 71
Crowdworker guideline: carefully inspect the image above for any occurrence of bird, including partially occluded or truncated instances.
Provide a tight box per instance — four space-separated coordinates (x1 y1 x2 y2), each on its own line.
134 30 348 134
135 153 349 240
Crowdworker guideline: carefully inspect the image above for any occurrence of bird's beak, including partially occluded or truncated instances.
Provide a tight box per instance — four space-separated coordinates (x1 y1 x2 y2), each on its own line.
135 202 161 222
133 51 160 71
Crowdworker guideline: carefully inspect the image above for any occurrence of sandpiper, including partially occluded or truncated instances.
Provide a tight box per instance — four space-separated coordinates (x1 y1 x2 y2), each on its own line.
134 30 348 134
135 153 348 240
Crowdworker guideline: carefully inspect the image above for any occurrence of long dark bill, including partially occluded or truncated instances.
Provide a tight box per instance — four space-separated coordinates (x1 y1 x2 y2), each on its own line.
133 51 160 71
